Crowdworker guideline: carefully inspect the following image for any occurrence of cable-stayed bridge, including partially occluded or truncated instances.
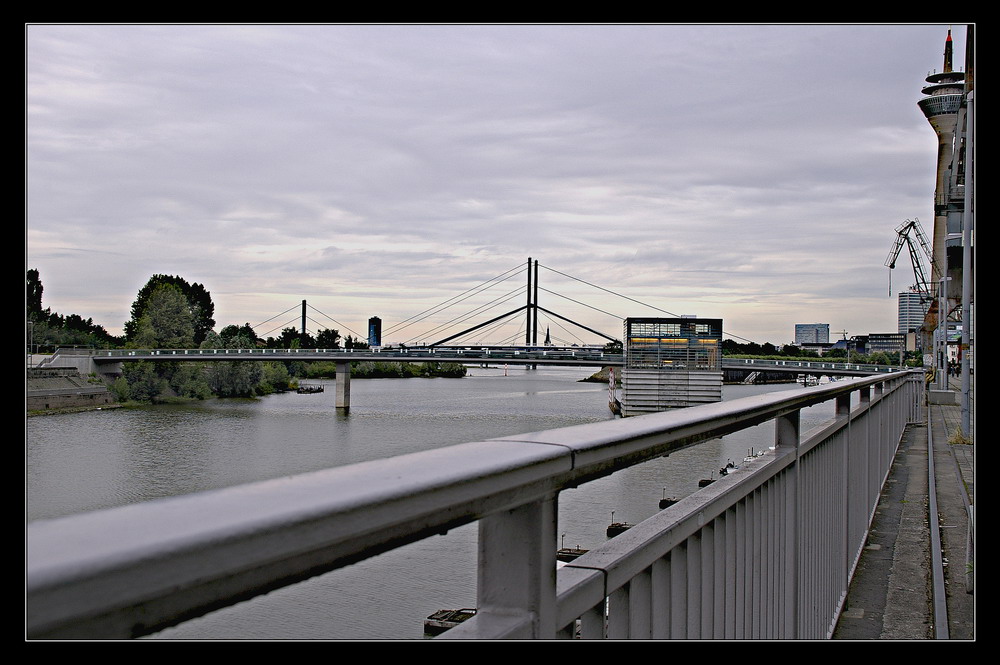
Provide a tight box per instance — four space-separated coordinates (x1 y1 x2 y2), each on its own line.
39 257 900 412
250 258 700 349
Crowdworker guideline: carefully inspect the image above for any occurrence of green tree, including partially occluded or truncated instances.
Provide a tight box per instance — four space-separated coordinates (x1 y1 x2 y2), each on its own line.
266 327 312 349
316 328 341 349
219 323 259 348
125 275 215 345
129 283 196 349
169 363 213 399
121 361 167 402
258 362 292 394
205 360 263 397
26 269 44 321
26 268 122 351
343 335 369 350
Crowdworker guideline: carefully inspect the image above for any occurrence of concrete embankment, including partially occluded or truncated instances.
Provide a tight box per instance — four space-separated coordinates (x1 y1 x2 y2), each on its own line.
27 367 116 413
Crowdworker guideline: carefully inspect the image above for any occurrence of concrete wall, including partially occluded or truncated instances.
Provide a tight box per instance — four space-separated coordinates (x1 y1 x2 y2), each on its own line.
621 369 723 415
27 390 116 411
27 367 115 411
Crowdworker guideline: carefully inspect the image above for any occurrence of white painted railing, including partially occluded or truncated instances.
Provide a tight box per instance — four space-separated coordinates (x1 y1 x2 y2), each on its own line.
26 372 922 639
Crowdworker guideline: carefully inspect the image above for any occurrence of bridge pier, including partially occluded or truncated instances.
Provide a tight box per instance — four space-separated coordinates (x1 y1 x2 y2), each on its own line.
336 361 351 412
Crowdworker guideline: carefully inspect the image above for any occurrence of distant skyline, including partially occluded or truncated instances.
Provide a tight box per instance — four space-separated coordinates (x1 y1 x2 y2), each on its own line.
26 23 970 345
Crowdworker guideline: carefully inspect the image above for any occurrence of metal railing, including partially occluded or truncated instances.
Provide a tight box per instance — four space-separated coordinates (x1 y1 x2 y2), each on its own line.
77 347 899 374
26 371 922 639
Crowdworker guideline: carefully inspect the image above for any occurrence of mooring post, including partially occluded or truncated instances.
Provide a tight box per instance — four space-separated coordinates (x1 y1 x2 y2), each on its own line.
335 360 351 412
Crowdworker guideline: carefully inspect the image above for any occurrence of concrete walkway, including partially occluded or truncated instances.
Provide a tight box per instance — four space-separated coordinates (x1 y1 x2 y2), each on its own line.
833 379 974 640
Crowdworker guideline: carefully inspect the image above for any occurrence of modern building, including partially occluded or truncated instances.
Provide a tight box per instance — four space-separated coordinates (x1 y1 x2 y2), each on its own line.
620 317 722 415
898 287 930 335
794 323 830 345
867 333 907 355
367 316 382 348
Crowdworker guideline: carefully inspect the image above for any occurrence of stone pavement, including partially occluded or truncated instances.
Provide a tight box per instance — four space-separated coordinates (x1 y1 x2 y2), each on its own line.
833 378 974 641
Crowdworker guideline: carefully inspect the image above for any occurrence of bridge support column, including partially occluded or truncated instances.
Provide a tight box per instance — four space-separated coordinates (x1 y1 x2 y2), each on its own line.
335 361 351 412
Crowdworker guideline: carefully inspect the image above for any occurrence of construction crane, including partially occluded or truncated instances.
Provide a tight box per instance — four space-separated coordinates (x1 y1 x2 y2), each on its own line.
885 218 934 302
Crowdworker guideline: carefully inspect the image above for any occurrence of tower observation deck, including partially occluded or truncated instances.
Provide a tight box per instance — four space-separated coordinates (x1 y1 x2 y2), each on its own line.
916 29 966 290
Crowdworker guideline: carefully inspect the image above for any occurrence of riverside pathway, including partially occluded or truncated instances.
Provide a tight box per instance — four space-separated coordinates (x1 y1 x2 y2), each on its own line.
833 378 974 641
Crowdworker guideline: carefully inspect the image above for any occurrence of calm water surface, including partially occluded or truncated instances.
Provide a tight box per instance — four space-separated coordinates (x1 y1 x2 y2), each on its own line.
27 366 837 639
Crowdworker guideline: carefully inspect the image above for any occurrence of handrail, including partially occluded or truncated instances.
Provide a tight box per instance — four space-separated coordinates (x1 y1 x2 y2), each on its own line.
26 371 920 639
76 348 898 373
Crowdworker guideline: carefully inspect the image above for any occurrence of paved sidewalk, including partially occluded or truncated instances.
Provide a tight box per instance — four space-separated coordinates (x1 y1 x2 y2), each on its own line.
833 381 974 641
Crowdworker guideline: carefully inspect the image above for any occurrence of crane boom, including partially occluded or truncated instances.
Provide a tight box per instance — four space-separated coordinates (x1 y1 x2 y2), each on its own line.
885 219 933 300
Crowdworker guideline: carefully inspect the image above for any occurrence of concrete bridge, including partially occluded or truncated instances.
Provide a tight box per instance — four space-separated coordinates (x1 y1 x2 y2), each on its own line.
26 370 924 639
39 347 902 412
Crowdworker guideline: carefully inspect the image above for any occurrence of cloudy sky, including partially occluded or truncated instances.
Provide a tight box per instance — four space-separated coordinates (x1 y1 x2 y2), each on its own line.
25 23 969 346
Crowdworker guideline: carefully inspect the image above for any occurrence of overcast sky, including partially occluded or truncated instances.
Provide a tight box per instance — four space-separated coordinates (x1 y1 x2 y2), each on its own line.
25 23 969 346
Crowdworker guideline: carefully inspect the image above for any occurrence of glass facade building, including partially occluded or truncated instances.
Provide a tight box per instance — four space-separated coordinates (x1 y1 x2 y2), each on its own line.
621 317 723 415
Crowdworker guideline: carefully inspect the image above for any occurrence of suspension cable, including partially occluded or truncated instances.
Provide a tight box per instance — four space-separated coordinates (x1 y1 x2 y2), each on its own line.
403 285 525 345
305 305 364 339
539 263 761 345
537 286 622 319
384 263 526 336
252 304 301 330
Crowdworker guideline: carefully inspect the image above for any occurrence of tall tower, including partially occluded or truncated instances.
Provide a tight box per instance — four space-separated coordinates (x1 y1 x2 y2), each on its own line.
916 29 965 288
897 287 930 335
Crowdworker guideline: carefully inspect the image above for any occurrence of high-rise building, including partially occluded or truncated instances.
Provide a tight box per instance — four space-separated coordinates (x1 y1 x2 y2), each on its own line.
898 287 930 334
367 316 382 347
794 323 829 345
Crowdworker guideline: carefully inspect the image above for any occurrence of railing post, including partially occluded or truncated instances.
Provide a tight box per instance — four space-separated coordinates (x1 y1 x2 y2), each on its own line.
774 408 800 638
475 494 559 638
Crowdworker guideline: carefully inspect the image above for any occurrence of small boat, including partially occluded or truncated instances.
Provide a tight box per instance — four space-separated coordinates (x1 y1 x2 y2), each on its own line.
424 608 477 636
606 510 633 538
557 534 589 561
607 522 634 538
659 488 679 509
296 385 324 394
557 547 589 562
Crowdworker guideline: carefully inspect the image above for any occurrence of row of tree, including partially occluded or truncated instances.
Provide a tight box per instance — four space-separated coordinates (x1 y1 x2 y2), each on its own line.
27 269 122 351
721 338 920 367
29 269 914 404
27 270 382 402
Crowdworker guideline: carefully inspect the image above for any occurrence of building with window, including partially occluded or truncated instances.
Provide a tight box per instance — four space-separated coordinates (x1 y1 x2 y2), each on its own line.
898 287 930 335
867 333 907 355
794 323 830 345
367 316 382 348
621 317 722 415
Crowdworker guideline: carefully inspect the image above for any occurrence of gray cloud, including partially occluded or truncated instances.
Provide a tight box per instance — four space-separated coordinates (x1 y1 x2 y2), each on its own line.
27 23 966 344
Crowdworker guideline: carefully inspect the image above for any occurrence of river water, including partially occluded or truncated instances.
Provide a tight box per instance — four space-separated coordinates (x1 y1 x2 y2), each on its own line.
26 366 837 640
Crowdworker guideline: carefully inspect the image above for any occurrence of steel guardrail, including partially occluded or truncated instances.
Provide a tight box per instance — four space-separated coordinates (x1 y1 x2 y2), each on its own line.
26 371 920 639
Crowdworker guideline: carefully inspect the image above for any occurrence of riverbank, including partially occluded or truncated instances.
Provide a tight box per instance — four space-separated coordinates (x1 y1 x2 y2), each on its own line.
27 403 123 417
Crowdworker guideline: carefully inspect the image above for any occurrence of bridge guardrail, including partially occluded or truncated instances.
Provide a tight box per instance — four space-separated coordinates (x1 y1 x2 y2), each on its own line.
84 348 898 373
26 370 922 639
